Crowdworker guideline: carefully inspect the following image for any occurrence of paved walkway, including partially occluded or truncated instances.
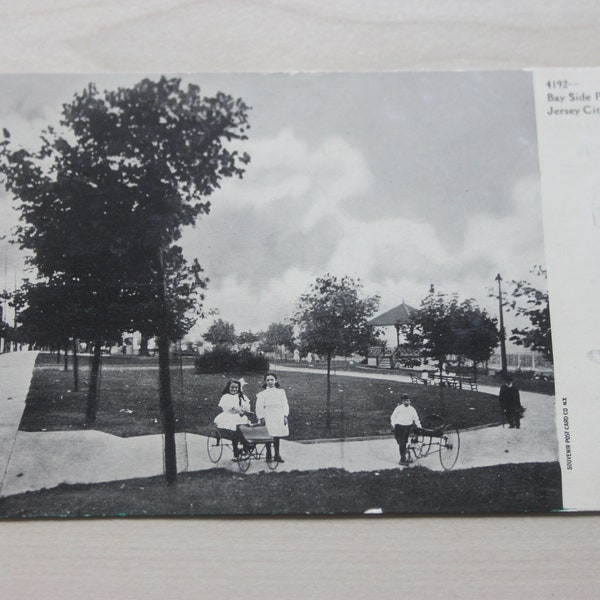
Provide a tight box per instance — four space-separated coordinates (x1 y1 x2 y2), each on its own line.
0 351 40 496
0 353 559 497
271 363 503 395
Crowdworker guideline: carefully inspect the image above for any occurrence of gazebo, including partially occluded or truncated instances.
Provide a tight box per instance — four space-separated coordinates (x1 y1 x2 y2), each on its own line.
367 300 418 369
367 300 416 347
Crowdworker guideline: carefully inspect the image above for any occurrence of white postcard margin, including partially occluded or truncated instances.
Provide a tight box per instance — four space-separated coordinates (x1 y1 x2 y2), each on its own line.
534 69 600 511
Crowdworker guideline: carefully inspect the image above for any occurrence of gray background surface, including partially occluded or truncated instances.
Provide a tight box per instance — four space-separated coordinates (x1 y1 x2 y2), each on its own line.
1 1 599 597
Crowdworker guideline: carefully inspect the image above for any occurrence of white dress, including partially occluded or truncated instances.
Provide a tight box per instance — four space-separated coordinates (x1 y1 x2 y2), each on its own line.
214 393 251 430
255 387 289 437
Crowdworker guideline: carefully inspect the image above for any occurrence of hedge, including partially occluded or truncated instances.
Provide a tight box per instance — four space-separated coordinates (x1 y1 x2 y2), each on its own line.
194 348 270 374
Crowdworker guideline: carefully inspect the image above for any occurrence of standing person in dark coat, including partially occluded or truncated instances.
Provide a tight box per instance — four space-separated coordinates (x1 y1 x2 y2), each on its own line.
499 377 522 429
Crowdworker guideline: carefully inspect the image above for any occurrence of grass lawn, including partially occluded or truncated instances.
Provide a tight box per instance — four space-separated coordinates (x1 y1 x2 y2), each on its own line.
20 353 511 440
0 462 562 518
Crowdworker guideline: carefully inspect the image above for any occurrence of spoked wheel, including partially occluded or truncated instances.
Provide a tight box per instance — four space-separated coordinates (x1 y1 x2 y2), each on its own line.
266 454 279 470
438 425 460 470
206 428 223 463
237 448 251 473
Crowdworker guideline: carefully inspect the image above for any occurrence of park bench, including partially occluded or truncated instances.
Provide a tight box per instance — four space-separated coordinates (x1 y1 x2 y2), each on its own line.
410 372 432 385
430 374 478 391
410 373 422 384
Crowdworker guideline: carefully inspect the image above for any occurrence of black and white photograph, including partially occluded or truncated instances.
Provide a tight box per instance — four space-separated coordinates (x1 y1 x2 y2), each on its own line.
0 71 561 517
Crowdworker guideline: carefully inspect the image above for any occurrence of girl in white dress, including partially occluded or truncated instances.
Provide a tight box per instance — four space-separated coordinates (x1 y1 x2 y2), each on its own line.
255 372 289 463
214 379 252 458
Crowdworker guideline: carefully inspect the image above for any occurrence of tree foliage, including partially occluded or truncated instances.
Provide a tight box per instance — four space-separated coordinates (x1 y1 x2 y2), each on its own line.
293 274 380 428
507 266 553 361
452 298 499 377
294 275 380 358
12 280 76 350
203 318 237 349
401 288 499 378
237 330 260 348
0 77 249 342
260 322 295 353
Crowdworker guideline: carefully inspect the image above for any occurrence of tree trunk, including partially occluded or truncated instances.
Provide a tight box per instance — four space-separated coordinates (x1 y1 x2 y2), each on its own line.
72 338 79 392
85 340 102 424
325 351 332 430
158 333 177 484
157 248 177 485
63 342 69 371
473 361 478 382
139 332 150 356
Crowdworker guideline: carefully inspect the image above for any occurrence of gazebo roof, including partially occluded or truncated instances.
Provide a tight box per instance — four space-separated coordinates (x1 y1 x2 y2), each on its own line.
368 301 417 327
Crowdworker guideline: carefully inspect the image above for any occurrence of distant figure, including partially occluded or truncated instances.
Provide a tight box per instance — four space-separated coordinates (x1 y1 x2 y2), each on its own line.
293 348 300 363
498 377 522 429
256 372 289 463
420 370 430 385
214 379 252 458
390 393 422 466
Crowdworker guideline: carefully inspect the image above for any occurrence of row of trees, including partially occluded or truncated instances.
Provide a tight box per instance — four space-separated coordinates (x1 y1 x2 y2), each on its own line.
202 318 295 354
401 268 553 375
0 77 251 483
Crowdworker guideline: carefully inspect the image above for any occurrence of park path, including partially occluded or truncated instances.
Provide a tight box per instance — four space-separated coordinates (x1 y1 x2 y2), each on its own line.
0 351 40 496
271 363 504 395
0 352 558 497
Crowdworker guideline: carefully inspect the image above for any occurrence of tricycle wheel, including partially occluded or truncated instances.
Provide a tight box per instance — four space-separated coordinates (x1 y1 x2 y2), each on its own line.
266 455 279 470
206 428 223 463
237 449 251 473
439 425 460 470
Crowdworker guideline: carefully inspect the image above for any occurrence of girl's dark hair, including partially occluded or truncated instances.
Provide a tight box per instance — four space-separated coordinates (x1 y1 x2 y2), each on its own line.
262 372 281 389
222 379 243 396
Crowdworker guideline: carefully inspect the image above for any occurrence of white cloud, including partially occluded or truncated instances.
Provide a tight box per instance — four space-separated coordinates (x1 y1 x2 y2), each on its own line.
458 174 544 282
325 217 446 280
211 128 371 230
190 267 314 338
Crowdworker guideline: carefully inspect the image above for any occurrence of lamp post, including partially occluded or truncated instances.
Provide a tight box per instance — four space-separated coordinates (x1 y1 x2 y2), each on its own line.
495 273 508 379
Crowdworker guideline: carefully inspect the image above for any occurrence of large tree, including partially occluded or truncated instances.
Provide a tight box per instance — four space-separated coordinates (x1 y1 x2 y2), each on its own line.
0 77 250 483
401 288 499 386
203 318 237 349
400 288 456 378
293 274 380 429
507 266 553 361
452 298 499 381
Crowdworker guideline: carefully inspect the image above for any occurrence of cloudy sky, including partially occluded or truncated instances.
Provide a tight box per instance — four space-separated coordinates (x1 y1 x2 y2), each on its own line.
0 71 545 342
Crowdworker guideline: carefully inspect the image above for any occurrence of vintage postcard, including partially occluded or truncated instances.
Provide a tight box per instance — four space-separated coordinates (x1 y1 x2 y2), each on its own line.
0 69 596 517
